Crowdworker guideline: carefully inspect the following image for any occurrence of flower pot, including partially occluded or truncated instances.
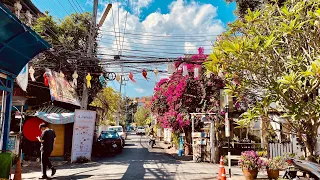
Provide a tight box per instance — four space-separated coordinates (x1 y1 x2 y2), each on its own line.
267 169 279 179
242 168 258 180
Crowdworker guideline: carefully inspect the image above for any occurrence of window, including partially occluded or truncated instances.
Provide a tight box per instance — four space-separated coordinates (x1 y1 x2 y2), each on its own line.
100 131 119 139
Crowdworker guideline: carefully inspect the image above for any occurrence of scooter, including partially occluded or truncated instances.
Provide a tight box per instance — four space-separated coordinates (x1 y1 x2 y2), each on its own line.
283 159 320 179
149 135 156 148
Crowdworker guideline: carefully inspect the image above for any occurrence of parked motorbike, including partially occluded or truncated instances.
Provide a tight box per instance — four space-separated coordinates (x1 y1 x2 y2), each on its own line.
149 135 156 148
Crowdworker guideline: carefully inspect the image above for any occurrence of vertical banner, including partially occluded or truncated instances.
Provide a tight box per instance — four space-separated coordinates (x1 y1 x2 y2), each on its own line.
16 64 28 91
71 110 96 163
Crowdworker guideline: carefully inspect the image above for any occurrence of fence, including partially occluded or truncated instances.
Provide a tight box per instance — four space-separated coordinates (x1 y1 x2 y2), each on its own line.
268 137 304 158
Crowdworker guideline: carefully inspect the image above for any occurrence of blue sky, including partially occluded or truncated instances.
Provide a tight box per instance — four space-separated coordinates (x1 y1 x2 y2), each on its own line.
31 0 237 98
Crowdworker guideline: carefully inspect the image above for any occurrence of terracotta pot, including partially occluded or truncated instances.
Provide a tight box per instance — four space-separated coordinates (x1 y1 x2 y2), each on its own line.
242 168 258 180
267 169 280 179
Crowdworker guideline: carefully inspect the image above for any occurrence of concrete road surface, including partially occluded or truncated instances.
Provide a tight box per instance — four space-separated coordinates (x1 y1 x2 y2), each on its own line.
21 133 238 179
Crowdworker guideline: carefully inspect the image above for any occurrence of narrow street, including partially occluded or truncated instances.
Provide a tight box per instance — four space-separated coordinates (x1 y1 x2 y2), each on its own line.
21 132 228 180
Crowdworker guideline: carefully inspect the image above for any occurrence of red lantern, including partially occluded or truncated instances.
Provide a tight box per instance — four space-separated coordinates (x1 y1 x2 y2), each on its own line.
43 73 49 86
142 70 148 80
129 72 136 83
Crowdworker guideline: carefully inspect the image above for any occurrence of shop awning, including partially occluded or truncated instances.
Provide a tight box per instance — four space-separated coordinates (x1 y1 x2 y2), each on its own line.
35 111 75 124
29 105 75 124
0 3 50 77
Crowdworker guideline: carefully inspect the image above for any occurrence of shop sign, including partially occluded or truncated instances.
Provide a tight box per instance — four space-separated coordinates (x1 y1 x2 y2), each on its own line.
46 69 81 106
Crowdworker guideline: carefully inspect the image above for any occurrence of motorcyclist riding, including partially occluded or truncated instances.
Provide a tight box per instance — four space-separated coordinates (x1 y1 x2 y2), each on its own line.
149 128 156 147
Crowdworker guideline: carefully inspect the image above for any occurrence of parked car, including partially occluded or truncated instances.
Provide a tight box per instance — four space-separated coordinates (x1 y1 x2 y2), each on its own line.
136 126 145 135
108 126 126 138
96 130 123 156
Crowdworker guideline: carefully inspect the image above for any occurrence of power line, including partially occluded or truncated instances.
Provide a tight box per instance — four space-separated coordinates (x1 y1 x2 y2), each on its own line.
56 0 71 16
97 45 210 51
120 0 129 55
71 0 84 13
99 29 224 37
34 0 64 17
100 34 215 43
111 5 120 54
67 0 81 14
98 39 213 48
117 0 121 55
97 47 206 55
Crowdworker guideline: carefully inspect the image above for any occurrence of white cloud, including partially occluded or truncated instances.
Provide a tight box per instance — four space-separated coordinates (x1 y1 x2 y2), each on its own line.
97 0 225 90
130 0 153 15
135 88 145 93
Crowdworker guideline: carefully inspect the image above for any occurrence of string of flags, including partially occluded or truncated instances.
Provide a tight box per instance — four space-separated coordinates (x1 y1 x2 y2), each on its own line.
21 65 203 91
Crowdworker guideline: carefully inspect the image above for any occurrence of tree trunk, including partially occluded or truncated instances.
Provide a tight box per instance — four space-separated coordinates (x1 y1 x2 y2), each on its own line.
184 128 192 155
246 128 249 139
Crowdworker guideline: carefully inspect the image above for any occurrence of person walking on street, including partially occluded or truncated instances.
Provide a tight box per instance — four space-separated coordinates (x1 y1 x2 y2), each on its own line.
37 123 57 179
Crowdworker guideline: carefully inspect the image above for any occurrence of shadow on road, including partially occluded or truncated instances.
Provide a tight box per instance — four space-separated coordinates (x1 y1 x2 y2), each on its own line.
22 135 180 179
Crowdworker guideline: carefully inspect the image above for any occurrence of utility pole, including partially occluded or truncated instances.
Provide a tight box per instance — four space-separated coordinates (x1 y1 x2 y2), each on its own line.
81 0 98 110
81 2 112 109
116 74 128 125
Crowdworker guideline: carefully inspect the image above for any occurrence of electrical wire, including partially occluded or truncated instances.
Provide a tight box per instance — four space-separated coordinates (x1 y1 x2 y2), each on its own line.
67 0 80 14
111 4 120 53
34 0 64 18
99 34 215 43
97 45 210 51
99 29 224 37
98 48 205 55
56 0 71 16
98 39 212 48
120 0 129 55
70 0 83 13
117 0 121 55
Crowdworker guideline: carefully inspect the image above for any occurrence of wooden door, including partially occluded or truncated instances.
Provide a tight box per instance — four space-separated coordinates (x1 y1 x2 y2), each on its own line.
48 124 65 156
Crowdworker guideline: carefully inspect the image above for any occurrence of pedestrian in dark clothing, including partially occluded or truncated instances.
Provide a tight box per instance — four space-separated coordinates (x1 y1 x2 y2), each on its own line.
37 123 57 179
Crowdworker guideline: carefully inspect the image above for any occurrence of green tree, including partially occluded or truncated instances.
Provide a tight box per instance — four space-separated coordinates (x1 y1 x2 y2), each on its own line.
31 12 103 104
134 106 151 126
225 0 286 18
91 87 121 125
205 0 320 157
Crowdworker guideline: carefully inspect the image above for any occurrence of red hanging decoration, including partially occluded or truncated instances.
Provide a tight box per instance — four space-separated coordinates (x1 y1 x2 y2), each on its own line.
43 72 49 86
142 70 148 80
129 72 136 83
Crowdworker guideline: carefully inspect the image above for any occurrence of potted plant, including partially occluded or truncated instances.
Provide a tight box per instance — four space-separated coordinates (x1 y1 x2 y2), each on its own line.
266 156 287 179
238 151 265 180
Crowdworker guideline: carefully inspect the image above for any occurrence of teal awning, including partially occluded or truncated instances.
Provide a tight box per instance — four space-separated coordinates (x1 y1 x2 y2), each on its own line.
0 3 50 77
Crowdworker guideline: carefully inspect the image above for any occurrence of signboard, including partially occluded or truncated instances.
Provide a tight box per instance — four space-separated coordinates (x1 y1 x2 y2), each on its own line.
46 69 81 106
71 110 96 163
8 135 18 154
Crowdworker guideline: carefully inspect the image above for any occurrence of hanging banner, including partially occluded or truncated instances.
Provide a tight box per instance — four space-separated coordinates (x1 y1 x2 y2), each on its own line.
71 110 96 163
46 69 81 106
16 64 28 91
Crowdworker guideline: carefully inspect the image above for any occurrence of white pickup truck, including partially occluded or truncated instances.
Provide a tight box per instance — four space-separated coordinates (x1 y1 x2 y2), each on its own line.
108 126 127 139
136 126 145 135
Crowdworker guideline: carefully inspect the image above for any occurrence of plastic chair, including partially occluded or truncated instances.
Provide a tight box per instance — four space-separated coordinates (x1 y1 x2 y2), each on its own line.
0 150 12 180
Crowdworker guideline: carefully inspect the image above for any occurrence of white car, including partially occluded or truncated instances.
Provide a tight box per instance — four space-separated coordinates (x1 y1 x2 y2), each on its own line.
108 126 127 139
136 126 145 135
